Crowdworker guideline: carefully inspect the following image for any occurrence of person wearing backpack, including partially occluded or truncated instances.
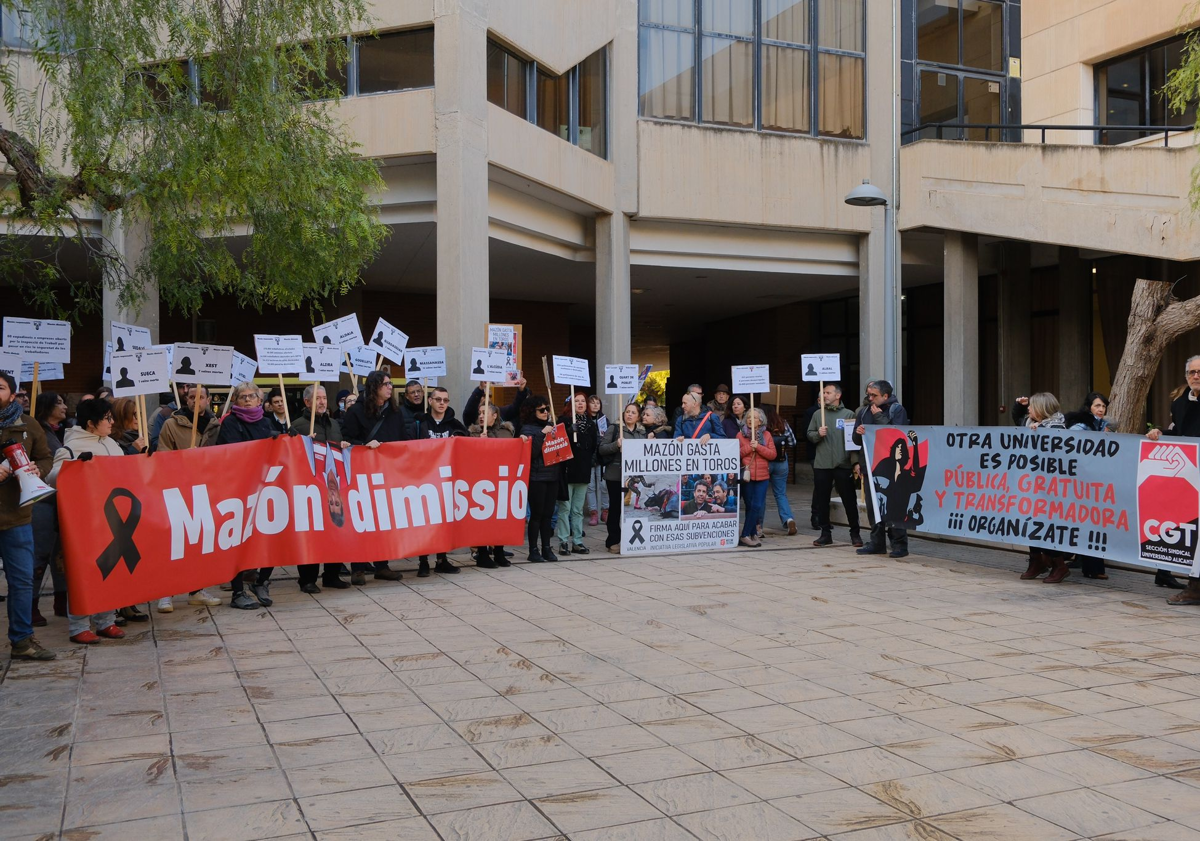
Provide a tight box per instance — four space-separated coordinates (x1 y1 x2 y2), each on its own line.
674 391 724 441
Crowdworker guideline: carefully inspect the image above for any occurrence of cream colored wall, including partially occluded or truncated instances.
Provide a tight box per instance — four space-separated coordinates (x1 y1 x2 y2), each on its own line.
335 89 436 158
487 1 617 74
1023 0 1200 139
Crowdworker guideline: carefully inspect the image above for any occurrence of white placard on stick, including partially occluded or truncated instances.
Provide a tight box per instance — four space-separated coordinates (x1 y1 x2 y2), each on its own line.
22 361 63 382
302 343 343 382
553 355 591 387
404 347 447 379
801 353 841 382
110 348 172 398
172 343 233 384
312 314 364 352
254 335 304 374
367 318 409 365
230 351 258 386
110 321 152 353
605 365 639 395
469 347 509 383
731 364 771 394
2 317 71 363
840 417 860 451
341 345 376 377
0 349 22 387
152 344 175 368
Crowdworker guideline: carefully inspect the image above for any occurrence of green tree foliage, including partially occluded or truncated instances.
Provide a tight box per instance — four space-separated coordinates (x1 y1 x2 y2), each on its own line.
1165 6 1200 207
0 0 387 320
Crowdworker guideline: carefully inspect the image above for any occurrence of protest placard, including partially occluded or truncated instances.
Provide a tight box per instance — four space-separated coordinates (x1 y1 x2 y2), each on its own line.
405 347 447 378
801 353 841 382
605 365 639 395
2 318 71 363
171 343 233 384
0 349 22 387
311 314 364 351
230 351 258 386
341 345 376 377
301 343 343 381
368 318 409 366
21 361 63 382
470 347 509 383
552 355 590 387
731 364 771 394
111 348 172 398
254 334 305 374
110 321 152 353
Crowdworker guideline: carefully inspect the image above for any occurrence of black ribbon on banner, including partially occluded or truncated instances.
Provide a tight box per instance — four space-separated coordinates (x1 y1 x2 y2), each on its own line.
95 488 142 580
628 519 646 546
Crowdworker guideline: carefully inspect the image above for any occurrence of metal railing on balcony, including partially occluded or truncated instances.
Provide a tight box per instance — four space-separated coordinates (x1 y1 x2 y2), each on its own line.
902 122 1193 146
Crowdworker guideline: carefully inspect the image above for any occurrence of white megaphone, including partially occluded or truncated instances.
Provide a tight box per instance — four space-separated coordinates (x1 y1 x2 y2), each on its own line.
3 442 55 507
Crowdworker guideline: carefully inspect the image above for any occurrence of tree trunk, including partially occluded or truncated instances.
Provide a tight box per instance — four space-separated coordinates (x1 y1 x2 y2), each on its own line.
1108 279 1200 433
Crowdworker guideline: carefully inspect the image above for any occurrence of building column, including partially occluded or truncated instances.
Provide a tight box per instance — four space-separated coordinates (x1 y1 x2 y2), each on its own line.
596 213 631 415
859 229 887 392
101 211 160 344
434 0 489 403
943 232 979 425
1057 246 1091 407
998 242 1032 419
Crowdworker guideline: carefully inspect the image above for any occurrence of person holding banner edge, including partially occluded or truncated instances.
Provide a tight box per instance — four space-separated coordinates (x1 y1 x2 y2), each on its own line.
556 392 598 556
520 396 561 563
599 403 647 553
291 385 353 593
0 372 57 659
807 384 861 547
469 403 516 569
31 392 68 626
853 380 910 558
414 387 469 575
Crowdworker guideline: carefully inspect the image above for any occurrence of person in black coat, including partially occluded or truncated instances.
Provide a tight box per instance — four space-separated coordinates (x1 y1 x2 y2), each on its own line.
219 382 282 609
519 396 561 563
339 370 406 583
556 392 599 556
462 375 530 428
411 387 468 576
1147 358 1200 599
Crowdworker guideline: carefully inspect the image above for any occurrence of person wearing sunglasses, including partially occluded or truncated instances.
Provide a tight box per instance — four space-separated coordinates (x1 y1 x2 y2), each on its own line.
519 396 561 563
411 387 469 576
342 370 408 584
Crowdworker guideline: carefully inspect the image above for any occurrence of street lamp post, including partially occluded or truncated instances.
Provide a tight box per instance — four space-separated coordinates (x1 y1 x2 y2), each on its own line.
845 179 898 389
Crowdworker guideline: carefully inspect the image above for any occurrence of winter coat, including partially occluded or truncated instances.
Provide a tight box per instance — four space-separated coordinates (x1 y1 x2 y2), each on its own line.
597 422 647 482
0 414 52 529
216 412 279 446
415 409 469 440
158 409 216 452
115 428 144 456
1162 391 1200 438
148 402 176 451
738 430 777 482
288 410 344 445
47 426 126 486
468 420 516 439
520 421 563 484
342 400 409 445
559 416 598 485
852 395 909 448
722 414 744 440
1012 401 1066 430
39 422 63 456
806 405 858 470
399 399 423 440
646 423 674 439
463 387 530 428
1065 411 1108 432
674 410 725 440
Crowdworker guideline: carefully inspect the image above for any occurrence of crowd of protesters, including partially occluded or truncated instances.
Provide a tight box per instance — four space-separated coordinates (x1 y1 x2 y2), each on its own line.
3 357 1199 663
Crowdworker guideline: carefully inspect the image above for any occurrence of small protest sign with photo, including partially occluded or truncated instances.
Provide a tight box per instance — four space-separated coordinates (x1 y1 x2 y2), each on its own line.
230 351 258 386
341 345 376 377
368 318 409 365
312 314 364 351
302 343 343 381
171 343 233 384
405 347 447 379
605 365 639 395
254 334 305 374
2 317 71 363
110 321 152 354
470 347 509 383
801 353 841 382
111 348 172 397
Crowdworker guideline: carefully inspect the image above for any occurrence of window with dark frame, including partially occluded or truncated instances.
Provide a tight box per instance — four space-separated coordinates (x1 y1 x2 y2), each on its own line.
914 0 1006 140
1096 30 1198 145
486 38 610 159
638 0 865 140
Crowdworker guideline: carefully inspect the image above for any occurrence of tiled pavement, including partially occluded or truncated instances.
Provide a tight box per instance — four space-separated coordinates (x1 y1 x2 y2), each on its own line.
5 508 1200 839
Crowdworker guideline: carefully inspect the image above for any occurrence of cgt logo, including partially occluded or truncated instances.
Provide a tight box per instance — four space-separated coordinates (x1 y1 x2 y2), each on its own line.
1144 443 1191 477
1143 520 1197 547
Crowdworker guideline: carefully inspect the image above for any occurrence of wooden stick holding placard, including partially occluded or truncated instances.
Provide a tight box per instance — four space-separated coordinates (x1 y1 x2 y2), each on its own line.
775 384 781 414
481 382 489 437
750 391 756 442
309 381 316 437
30 362 39 413
570 387 577 442
819 381 826 430
540 356 557 424
220 388 233 418
190 384 202 448
343 352 357 393
278 374 291 427
375 354 384 371
171 380 181 412
422 378 427 413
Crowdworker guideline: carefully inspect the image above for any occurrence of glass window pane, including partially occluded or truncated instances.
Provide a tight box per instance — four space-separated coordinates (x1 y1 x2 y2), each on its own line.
701 36 753 126
140 60 191 109
640 0 694 28
917 0 959 65
359 29 434 94
762 44 810 133
1098 55 1144 144
639 26 695 120
818 0 863 53
292 41 349 100
1152 37 1197 128
486 41 528 117
579 49 608 158
763 0 808 44
702 0 753 36
536 70 569 138
818 51 863 138
961 0 1003 71
963 76 1001 139
919 69 959 138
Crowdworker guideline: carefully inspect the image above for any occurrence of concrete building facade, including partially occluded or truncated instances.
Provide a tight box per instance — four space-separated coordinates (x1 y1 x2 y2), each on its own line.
7 0 1200 429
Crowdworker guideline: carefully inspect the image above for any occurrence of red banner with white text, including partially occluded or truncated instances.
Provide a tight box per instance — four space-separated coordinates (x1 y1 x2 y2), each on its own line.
58 435 531 613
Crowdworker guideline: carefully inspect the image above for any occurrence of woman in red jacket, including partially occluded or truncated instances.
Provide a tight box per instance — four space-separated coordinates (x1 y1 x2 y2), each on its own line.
737 407 776 547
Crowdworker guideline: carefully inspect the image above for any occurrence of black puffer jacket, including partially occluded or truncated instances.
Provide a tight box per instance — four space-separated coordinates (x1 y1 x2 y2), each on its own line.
562 416 598 485
414 408 469 439
521 421 563 484
216 413 278 445
342 399 409 445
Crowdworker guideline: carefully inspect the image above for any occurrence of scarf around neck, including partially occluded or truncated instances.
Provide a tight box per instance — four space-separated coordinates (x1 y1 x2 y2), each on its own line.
231 404 264 424
0 400 22 429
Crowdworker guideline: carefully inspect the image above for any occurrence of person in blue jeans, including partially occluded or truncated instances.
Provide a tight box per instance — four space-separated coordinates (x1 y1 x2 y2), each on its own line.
0 372 57 660
757 408 797 536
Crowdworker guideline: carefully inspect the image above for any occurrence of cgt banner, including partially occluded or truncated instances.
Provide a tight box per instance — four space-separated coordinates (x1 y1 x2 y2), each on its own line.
57 435 531 613
621 439 741 555
861 426 1200 576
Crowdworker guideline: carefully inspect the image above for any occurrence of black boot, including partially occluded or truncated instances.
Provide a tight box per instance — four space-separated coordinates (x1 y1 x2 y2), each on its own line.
528 543 544 563
1157 570 1185 589
418 556 431 577
813 531 833 547
493 546 511 567
541 542 559 562
476 548 498 569
434 554 459 574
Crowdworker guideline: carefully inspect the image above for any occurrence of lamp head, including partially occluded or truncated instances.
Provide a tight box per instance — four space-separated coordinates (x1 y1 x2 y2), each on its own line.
844 179 889 207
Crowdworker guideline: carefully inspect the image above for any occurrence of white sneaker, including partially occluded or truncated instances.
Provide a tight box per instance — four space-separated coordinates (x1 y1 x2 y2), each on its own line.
156 597 174 613
188 590 222 607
